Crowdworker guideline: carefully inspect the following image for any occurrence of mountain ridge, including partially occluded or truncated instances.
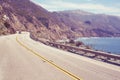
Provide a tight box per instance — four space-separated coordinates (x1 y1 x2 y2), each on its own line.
55 10 120 37
0 0 120 41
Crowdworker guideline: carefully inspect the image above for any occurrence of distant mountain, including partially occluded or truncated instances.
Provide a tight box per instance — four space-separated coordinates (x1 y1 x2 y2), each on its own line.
56 10 120 37
0 0 120 41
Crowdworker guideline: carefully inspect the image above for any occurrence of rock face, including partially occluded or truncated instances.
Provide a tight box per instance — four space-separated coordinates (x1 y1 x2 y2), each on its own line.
0 0 120 41
0 0 73 41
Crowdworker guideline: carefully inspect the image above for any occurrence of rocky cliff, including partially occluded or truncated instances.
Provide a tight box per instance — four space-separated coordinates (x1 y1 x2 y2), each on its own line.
0 0 71 41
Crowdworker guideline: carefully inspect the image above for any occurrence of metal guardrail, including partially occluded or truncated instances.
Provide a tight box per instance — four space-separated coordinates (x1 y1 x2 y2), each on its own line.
46 42 120 66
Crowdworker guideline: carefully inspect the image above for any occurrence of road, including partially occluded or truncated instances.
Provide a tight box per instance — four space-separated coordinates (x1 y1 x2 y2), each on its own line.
0 32 120 80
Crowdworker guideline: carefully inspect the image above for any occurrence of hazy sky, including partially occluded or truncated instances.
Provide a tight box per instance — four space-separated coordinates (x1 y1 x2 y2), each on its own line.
31 0 120 16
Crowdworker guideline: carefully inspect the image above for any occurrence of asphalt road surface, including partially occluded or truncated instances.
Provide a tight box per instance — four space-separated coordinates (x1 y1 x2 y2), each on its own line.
0 32 120 80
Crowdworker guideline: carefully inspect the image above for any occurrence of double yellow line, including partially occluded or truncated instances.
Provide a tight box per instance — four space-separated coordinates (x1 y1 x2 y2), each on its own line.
16 36 82 80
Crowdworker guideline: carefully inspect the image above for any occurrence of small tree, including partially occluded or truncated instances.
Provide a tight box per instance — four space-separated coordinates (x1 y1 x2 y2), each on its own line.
75 41 84 47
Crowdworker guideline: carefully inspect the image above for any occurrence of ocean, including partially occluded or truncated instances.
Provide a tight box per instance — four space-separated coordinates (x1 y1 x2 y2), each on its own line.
76 37 120 55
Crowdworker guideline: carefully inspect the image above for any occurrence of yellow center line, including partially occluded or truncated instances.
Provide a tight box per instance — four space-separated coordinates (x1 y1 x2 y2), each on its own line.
16 36 83 80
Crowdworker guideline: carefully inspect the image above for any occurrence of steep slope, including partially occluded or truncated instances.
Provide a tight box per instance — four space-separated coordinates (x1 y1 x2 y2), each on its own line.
0 0 72 41
57 10 120 37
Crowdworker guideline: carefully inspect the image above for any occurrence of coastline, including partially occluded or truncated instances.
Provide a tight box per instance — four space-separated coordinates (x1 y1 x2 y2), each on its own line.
30 33 120 66
76 37 120 55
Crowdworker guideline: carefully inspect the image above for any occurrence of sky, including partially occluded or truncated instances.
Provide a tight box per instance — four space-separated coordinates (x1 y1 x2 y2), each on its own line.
31 0 120 16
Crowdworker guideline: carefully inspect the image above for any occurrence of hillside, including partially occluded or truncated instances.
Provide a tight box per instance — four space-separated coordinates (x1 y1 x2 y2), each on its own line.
0 0 120 41
0 0 72 41
56 10 120 37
